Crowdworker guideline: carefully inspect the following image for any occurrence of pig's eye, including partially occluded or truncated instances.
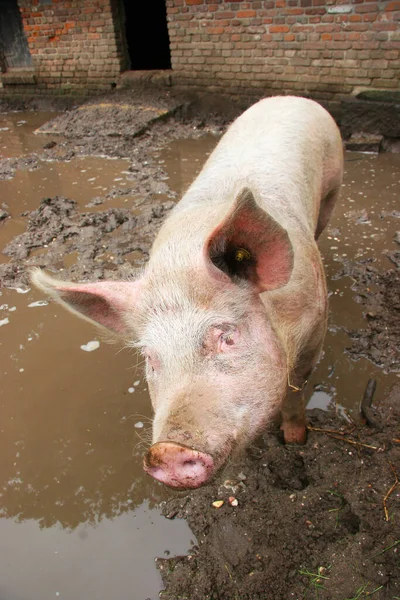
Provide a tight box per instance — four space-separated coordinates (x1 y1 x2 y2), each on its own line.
204 325 239 354
221 332 235 345
217 327 239 352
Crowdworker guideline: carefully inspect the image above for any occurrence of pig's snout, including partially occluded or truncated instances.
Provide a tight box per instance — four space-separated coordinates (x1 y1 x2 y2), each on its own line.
144 441 215 489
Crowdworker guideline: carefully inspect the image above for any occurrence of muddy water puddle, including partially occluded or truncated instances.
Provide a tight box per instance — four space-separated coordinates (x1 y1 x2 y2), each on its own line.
0 115 194 600
309 151 400 410
0 111 58 159
0 157 141 266
0 113 399 599
0 156 136 214
0 287 194 600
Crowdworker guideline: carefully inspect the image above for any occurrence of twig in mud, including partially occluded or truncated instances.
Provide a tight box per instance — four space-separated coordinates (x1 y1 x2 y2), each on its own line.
308 426 350 436
307 426 379 450
361 378 377 410
383 462 399 522
224 564 233 579
360 379 382 431
324 434 378 451
343 408 357 427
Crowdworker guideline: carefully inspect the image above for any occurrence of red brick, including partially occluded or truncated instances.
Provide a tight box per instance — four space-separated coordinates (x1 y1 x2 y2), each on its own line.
215 12 235 19
206 27 224 34
372 20 398 30
270 25 290 33
355 2 379 12
385 1 400 9
237 10 257 18
363 13 377 22
316 24 340 32
284 8 304 15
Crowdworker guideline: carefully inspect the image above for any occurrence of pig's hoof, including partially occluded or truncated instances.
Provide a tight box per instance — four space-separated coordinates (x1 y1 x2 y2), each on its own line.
281 422 307 445
144 441 215 489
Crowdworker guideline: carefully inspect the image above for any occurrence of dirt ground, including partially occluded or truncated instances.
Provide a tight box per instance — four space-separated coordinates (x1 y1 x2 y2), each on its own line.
0 88 399 600
159 396 400 600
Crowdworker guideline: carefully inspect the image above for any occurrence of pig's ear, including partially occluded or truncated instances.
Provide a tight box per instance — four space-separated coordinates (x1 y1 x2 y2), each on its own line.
30 269 140 335
205 188 294 292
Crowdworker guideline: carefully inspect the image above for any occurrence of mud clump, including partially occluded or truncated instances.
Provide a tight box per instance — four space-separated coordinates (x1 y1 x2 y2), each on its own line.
29 88 197 162
336 261 400 372
0 208 9 221
0 196 174 287
0 155 39 180
159 399 400 600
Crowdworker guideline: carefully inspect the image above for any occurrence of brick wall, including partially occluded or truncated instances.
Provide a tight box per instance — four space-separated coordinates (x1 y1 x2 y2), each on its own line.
166 0 400 99
1 0 399 98
14 0 126 93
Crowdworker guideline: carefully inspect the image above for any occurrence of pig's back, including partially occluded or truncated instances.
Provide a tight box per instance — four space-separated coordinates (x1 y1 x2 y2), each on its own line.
177 96 342 237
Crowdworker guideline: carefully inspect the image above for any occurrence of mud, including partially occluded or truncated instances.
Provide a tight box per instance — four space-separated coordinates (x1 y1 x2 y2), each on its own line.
159 395 400 600
0 286 194 600
0 91 399 600
0 195 174 286
340 263 400 373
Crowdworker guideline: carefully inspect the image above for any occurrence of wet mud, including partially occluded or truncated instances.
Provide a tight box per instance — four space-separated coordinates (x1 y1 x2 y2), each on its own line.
1 195 174 285
159 397 400 600
0 91 399 600
340 263 400 373
0 284 195 600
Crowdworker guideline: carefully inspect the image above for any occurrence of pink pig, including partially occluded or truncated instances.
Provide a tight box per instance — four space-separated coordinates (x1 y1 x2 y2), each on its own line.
32 96 343 489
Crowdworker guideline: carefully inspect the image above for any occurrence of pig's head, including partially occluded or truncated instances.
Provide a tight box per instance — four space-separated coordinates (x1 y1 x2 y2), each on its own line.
31 188 294 489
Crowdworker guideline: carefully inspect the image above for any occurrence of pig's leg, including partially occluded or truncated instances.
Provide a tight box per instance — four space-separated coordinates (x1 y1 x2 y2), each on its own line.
315 186 341 240
280 336 325 444
280 385 309 444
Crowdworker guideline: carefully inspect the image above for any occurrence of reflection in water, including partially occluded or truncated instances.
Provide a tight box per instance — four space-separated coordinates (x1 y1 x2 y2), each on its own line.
0 287 194 598
0 287 167 523
0 155 134 216
308 152 400 411
0 111 58 158
0 504 194 600
307 390 332 411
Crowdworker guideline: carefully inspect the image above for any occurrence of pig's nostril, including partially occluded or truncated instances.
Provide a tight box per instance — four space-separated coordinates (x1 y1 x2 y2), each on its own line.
180 458 206 479
144 442 215 489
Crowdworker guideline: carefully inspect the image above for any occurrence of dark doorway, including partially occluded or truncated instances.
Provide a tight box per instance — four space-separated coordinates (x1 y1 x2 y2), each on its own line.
0 0 32 69
121 0 171 70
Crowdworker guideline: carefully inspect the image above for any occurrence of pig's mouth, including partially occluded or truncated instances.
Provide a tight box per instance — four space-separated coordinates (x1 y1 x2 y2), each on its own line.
143 441 218 489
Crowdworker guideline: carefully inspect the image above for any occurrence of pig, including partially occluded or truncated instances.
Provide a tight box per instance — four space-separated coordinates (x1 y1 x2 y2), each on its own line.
32 96 343 489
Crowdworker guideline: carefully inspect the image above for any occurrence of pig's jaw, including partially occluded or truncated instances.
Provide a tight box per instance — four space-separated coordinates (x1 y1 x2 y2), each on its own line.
143 441 217 489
